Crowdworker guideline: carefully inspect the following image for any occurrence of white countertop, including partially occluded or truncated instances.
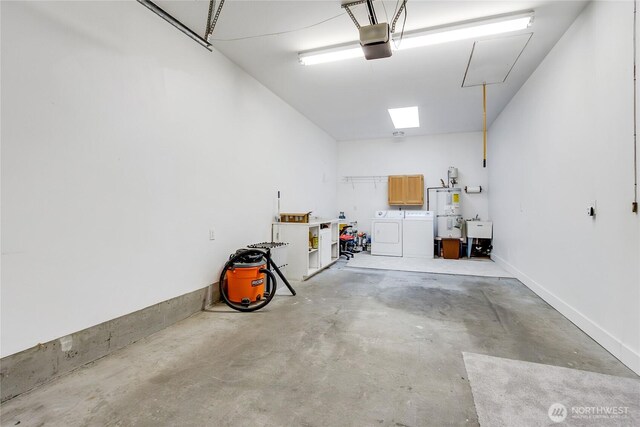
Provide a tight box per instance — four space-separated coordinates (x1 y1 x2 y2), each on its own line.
273 218 338 226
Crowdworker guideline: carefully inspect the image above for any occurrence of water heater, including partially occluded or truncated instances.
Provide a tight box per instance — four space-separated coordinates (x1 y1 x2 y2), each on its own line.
435 188 463 238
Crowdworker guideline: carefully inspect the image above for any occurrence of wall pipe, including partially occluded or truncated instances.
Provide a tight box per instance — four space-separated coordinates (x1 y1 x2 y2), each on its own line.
634 0 638 213
426 186 446 211
483 83 487 168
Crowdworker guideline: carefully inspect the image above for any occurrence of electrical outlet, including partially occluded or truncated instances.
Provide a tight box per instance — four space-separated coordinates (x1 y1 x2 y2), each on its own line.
209 229 215 240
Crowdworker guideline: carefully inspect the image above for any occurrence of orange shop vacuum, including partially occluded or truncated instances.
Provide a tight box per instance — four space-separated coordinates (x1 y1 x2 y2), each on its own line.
219 247 295 312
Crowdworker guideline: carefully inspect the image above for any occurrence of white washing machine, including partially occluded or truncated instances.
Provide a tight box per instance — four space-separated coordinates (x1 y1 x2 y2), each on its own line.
371 210 404 257
403 211 435 258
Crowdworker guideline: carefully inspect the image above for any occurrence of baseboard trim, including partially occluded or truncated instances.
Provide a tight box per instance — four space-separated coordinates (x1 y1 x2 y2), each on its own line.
0 284 218 402
492 253 640 375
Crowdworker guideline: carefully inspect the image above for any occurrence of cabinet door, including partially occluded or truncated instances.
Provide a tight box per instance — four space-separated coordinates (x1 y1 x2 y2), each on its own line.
405 175 424 205
388 175 406 205
319 229 331 267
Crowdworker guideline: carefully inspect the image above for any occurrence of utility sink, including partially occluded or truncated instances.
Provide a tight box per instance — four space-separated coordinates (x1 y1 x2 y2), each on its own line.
466 221 493 239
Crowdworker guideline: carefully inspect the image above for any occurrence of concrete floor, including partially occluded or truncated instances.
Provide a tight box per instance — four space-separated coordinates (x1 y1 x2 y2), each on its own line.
1 263 636 426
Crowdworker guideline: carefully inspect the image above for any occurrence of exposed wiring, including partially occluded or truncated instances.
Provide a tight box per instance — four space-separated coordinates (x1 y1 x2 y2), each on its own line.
211 12 347 41
400 4 408 41
392 0 401 19
381 0 390 23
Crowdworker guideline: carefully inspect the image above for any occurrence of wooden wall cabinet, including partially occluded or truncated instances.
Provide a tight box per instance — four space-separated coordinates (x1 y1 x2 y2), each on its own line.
388 176 406 205
405 175 424 205
388 175 424 206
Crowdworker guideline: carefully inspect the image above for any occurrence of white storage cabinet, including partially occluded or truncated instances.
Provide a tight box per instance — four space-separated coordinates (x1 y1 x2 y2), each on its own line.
272 219 339 281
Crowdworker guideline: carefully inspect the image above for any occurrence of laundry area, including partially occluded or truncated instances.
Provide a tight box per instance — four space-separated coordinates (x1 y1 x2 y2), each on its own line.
1 1 640 426
339 168 510 277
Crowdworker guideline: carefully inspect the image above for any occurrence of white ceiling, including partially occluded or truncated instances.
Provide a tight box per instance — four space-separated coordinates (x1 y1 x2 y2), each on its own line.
154 1 587 141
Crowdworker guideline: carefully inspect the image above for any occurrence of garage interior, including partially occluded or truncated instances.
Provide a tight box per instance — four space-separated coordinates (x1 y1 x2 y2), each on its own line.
1 1 639 426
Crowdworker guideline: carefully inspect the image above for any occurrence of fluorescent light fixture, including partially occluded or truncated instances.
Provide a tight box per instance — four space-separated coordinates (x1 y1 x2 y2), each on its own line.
299 45 362 65
396 15 533 50
298 11 533 65
388 106 419 129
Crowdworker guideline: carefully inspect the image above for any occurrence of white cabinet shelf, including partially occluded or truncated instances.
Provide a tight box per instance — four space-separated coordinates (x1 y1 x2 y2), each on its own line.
272 219 339 281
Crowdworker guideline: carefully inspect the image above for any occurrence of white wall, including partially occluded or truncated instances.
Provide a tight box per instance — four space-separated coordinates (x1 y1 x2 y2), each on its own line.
337 133 489 234
0 1 337 357
489 1 640 373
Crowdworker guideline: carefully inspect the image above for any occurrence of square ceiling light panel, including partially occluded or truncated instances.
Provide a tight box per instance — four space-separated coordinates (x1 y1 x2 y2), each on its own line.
388 107 420 129
462 33 533 87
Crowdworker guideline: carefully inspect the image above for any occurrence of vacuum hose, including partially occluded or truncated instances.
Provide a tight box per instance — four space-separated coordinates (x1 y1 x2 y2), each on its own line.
219 249 278 312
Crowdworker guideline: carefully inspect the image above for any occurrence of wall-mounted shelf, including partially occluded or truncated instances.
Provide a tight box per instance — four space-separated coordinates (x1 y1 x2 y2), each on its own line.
341 175 388 189
342 175 388 182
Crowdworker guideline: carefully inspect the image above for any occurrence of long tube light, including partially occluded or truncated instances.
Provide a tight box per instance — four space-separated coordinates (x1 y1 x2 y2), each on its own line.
299 11 533 65
299 44 364 65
